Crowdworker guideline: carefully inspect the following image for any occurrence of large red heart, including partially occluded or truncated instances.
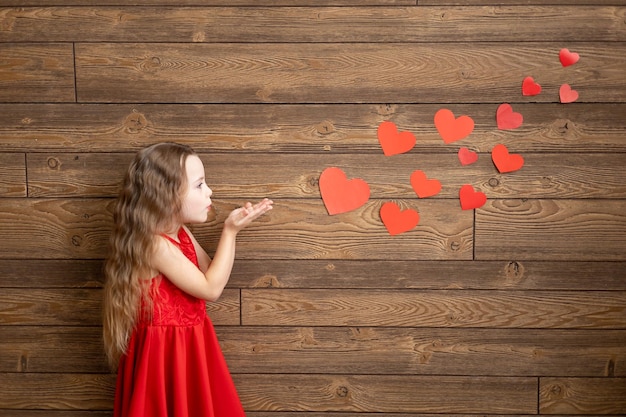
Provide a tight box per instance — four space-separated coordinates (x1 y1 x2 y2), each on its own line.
434 109 474 144
491 144 524 173
522 76 541 96
377 121 416 156
459 185 486 210
458 147 478 166
319 167 370 215
496 103 523 130
559 84 579 103
410 170 441 198
380 202 419 236
559 48 580 67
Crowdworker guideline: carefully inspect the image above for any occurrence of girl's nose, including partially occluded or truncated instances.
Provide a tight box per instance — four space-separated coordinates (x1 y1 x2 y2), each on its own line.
205 185 213 197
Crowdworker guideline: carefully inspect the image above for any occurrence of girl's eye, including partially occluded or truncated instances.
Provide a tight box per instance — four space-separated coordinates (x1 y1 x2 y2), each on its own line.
197 182 204 189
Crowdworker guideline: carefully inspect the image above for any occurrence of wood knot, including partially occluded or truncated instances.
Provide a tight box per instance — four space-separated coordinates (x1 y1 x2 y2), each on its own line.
449 240 461 251
140 56 162 73
376 104 397 116
504 261 525 279
253 275 282 288
488 177 500 187
71 235 83 247
316 120 335 135
47 157 60 169
123 111 148 134
335 386 349 398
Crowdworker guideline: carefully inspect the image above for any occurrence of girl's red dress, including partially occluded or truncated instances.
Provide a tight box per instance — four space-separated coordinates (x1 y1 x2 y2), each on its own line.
113 227 245 417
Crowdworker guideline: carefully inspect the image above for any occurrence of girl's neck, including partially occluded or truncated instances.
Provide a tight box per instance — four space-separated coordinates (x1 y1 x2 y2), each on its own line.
162 224 183 242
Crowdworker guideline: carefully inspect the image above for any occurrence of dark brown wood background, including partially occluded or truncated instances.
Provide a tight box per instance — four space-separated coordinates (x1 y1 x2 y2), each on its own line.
1 1 625 416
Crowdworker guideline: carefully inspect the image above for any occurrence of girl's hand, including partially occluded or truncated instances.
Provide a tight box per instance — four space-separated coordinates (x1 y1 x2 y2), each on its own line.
224 198 273 233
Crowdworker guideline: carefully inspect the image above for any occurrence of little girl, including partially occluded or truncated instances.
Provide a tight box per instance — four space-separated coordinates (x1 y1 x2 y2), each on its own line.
103 142 272 417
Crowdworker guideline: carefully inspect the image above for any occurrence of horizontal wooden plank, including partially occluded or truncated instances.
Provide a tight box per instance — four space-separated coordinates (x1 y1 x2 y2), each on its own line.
0 373 535 413
0 198 114 259
540 377 626 414
235 374 537 413
0 288 240 326
3 326 623 377
0 198 473 260
0 326 108 373
1 103 625 153
0 153 26 197
2 6 624 43
2 259 624 291
242 289 626 328
230 260 626 291
0 44 75 103
74 43 626 104
26 151 626 199
476 199 626 261
0 0 414 6
0 373 115 410
219 327 626 377
0 412 111 417
0 260 104 288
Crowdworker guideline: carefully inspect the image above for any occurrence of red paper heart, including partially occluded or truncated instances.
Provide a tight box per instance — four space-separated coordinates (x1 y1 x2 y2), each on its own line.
459 185 486 210
559 48 580 67
559 84 579 103
410 170 441 198
380 202 419 236
458 147 478 166
319 167 370 215
491 144 524 173
434 109 475 144
377 121 416 156
496 103 523 130
522 76 541 96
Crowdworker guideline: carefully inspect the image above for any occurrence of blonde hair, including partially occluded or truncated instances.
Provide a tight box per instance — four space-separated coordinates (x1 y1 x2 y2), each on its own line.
103 142 196 369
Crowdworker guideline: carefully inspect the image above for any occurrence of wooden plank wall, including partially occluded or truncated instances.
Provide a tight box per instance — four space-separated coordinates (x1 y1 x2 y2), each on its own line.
1 0 625 416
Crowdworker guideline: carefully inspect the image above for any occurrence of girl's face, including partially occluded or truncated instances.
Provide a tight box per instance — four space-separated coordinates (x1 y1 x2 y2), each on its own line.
179 155 213 224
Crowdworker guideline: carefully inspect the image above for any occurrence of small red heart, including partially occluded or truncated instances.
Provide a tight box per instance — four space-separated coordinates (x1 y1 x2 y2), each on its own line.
410 170 441 198
377 121 416 156
559 48 580 67
522 76 541 96
491 144 524 173
496 103 523 130
559 84 579 103
380 202 419 236
319 167 370 215
458 147 478 166
434 109 475 144
459 185 486 210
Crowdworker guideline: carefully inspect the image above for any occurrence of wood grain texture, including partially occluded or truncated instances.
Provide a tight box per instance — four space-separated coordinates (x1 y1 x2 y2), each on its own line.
0 44 75 103
234 374 537 413
74 43 626 104
0 152 26 197
1 103 625 153
2 259 624 291
0 373 115 410
2 6 625 43
241 289 626 328
25 151 626 199
229 260 626 290
540 377 626 414
476 199 626 261
219 326 626 377
0 288 239 326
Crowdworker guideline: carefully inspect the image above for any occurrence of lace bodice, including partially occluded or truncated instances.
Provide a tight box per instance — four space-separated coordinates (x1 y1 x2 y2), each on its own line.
141 228 207 327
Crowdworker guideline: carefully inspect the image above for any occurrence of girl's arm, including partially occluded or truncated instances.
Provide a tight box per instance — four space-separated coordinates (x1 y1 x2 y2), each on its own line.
152 199 273 301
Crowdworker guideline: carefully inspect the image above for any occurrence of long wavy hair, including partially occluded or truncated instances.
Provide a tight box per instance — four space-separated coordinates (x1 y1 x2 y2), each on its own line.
103 142 196 369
